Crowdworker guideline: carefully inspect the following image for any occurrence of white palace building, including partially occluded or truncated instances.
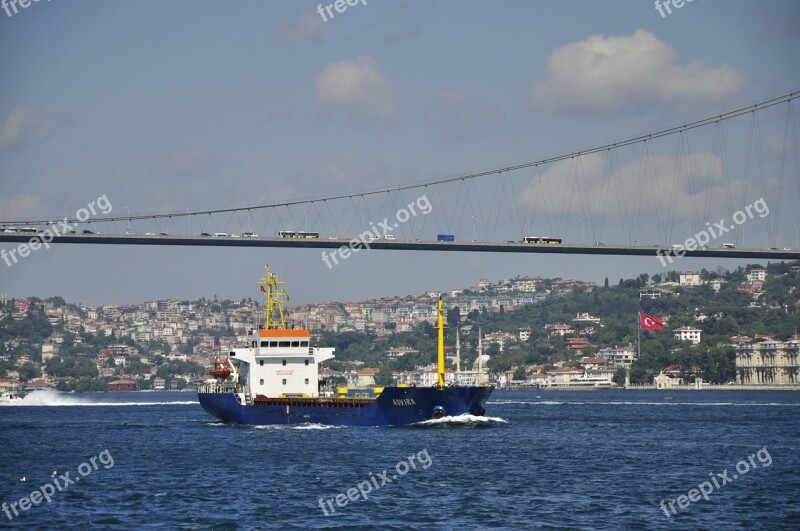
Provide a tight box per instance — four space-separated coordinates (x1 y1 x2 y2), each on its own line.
735 340 800 385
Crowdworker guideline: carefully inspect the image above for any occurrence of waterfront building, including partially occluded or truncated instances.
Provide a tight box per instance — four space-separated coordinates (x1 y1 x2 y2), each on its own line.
736 340 800 385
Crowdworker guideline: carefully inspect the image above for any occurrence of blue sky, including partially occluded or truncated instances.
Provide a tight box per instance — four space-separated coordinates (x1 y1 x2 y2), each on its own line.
1 0 799 305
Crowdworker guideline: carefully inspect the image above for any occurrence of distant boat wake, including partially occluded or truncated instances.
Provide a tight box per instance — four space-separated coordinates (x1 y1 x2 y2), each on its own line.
1 389 198 407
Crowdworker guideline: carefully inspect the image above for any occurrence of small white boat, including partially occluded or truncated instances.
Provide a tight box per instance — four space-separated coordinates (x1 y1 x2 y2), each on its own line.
0 392 23 403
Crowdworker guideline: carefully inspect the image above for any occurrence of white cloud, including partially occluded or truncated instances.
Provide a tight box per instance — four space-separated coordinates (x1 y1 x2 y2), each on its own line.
764 133 789 155
426 90 505 142
532 30 746 114
314 55 404 123
0 194 45 219
279 8 324 45
0 105 58 150
157 150 217 177
518 150 733 237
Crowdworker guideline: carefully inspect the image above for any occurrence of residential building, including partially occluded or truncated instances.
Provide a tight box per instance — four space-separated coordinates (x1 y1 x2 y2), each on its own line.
581 356 608 370
547 323 575 337
598 346 636 369
709 278 728 293
679 271 702 286
108 379 137 392
673 326 702 345
572 313 600 324
512 279 538 292
566 337 590 351
386 347 418 359
416 368 456 387
546 367 584 386
346 368 379 388
41 342 58 362
484 331 516 352
640 288 664 299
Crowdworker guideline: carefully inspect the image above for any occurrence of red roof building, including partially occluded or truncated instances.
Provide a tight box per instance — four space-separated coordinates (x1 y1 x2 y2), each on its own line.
108 379 138 392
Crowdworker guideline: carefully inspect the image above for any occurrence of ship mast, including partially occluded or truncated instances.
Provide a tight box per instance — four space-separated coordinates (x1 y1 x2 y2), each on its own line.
477 326 483 385
257 265 289 330
455 326 461 375
437 297 446 389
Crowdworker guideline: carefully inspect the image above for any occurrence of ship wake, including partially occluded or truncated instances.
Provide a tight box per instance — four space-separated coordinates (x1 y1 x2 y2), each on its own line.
408 413 507 428
3 389 198 407
251 423 347 431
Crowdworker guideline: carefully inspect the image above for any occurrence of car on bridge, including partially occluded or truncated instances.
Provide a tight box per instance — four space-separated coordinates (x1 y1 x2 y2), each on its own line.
213 232 228 237
242 232 258 238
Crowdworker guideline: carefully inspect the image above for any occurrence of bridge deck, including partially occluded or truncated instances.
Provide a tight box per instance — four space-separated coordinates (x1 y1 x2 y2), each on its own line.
1 233 797 259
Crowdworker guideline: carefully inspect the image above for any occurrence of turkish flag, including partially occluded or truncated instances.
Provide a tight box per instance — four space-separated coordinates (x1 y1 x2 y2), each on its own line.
260 286 266 292
640 312 663 331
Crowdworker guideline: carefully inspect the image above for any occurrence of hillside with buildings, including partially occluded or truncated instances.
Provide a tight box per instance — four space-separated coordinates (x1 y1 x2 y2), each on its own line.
1 262 799 394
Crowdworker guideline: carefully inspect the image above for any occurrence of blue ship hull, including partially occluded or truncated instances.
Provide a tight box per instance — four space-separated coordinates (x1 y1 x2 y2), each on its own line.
198 386 494 427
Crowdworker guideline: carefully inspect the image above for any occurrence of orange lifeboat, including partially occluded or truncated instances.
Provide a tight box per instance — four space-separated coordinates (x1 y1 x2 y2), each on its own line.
209 358 231 379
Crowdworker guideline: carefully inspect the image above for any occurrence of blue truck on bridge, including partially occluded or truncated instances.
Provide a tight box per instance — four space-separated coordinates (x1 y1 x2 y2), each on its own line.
437 234 455 242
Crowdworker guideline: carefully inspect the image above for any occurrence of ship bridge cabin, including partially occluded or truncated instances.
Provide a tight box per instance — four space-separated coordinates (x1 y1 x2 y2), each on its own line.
229 328 335 398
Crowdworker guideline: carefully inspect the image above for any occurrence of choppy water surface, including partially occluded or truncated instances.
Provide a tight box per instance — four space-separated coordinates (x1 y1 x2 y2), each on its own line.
1 389 798 529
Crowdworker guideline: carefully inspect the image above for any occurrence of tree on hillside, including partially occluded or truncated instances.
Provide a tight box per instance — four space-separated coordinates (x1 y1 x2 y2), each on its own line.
629 364 650 384
447 306 460 328
375 366 394 386
18 362 42 382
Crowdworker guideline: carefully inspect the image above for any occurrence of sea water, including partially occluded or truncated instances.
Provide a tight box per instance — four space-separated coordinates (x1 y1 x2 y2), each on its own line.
1 389 798 529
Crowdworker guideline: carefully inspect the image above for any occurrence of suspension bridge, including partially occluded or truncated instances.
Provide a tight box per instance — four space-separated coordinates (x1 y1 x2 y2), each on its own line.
2 92 800 261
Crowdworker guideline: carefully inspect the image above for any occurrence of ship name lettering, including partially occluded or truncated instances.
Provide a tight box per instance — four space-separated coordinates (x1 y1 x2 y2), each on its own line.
392 398 417 406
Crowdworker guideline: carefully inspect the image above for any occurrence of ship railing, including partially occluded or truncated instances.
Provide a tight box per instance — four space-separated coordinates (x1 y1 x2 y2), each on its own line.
199 382 239 394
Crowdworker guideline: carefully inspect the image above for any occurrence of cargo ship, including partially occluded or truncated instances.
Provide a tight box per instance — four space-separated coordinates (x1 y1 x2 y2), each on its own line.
197 266 493 426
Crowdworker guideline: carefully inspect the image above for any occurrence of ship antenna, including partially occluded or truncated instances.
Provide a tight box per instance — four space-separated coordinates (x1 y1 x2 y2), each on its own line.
257 265 289 330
